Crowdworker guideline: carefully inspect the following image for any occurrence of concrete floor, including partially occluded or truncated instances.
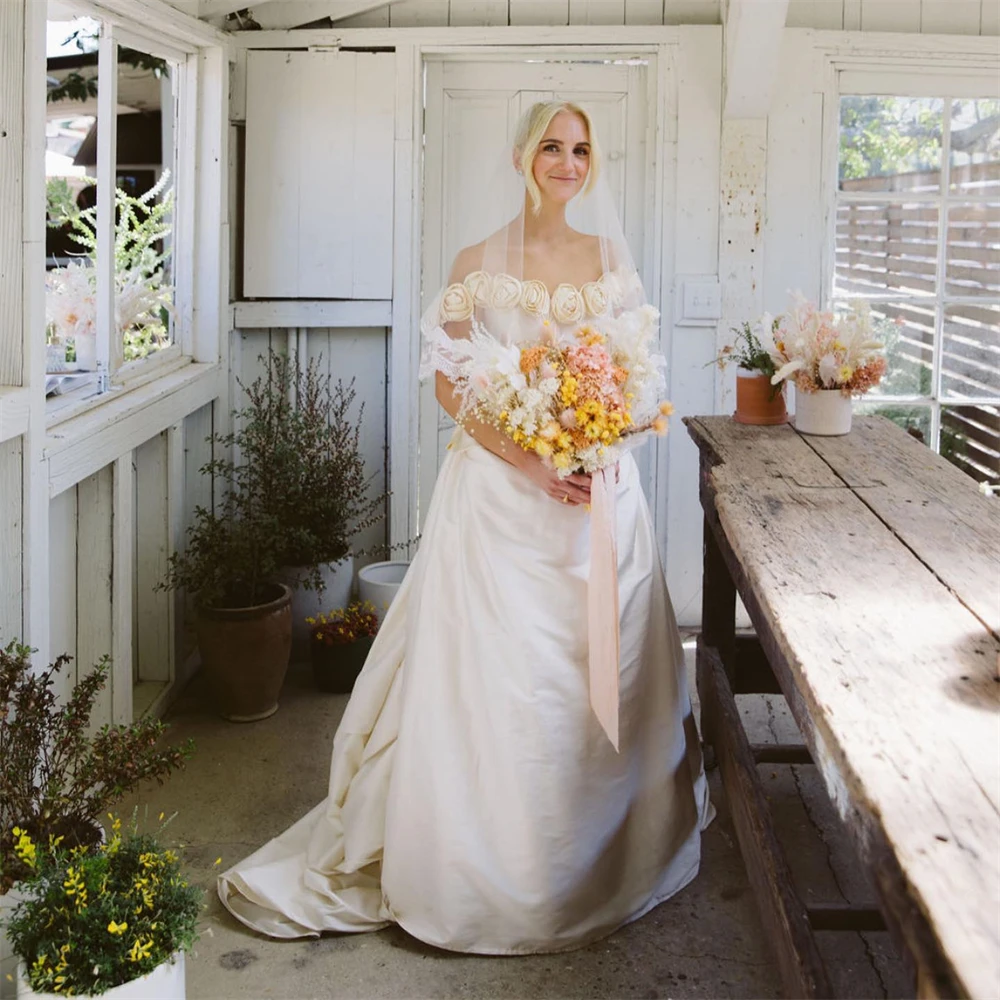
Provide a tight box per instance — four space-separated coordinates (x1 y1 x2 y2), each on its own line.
122 640 913 1000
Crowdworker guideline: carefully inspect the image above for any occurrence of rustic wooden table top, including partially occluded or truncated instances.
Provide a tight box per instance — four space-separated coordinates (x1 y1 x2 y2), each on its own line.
684 414 1000 1000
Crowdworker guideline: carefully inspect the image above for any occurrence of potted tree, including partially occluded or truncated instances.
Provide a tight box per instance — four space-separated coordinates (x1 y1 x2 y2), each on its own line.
5 814 201 1000
159 421 295 721
308 601 381 694
0 642 193 997
238 350 388 657
712 317 788 426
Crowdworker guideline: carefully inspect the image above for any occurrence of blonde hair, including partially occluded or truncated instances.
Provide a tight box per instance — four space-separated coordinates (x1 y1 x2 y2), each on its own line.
514 101 601 214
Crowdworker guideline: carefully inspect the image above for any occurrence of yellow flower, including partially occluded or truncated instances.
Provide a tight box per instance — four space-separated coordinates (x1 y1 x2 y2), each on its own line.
108 920 128 935
214 857 222 866
12 827 37 869
128 938 154 963
652 416 669 436
658 400 675 416
534 440 553 458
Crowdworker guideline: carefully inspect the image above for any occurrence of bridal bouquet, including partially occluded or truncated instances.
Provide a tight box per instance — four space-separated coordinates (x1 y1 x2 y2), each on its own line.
769 293 887 396
432 306 672 476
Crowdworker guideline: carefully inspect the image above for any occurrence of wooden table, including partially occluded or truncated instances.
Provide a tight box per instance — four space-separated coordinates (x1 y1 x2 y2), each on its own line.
684 415 1000 1000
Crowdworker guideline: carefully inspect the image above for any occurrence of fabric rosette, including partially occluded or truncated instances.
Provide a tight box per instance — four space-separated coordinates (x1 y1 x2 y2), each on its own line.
492 273 523 311
581 279 611 318
439 282 475 323
463 270 493 308
520 279 551 318
551 283 585 325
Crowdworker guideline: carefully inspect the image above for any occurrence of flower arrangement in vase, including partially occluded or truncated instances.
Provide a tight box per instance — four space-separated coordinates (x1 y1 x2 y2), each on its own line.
4 813 201 999
768 294 888 436
307 601 381 694
711 317 788 426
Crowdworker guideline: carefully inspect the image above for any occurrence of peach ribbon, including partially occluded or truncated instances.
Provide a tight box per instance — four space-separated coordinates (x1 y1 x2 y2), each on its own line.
588 467 620 751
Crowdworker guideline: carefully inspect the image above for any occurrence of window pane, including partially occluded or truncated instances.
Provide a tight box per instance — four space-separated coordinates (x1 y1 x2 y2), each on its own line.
839 96 943 193
855 401 932 444
835 202 938 297
949 98 1000 196
851 301 935 398
44 14 101 392
941 303 1000 399
116 42 175 362
945 202 999 298
941 404 1000 483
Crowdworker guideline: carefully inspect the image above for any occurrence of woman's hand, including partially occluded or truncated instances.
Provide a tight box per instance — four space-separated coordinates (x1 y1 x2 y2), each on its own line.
515 450 592 506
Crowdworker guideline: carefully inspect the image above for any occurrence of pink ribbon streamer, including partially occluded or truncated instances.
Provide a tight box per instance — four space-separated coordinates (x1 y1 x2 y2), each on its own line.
588 467 620 751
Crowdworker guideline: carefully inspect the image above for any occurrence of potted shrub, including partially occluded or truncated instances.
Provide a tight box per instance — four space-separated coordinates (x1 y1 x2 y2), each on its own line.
769 294 888 436
308 601 380 694
712 317 788 426
0 642 193 996
236 350 388 657
159 420 296 720
4 814 201 999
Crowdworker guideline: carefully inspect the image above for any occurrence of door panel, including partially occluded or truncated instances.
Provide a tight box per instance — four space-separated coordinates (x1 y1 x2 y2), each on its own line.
419 56 651 531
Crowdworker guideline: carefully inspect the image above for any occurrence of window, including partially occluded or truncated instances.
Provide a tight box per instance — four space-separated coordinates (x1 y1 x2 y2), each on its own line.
833 85 1000 487
44 6 188 411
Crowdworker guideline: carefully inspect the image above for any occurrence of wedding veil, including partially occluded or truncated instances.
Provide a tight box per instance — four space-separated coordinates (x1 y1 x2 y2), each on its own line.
418 99 650 371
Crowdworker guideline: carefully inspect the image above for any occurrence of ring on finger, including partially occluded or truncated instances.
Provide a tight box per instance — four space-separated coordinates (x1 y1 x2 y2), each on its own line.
561 495 569 503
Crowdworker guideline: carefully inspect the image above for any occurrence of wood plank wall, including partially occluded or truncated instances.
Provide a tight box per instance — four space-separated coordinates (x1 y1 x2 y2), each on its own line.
322 0 998 32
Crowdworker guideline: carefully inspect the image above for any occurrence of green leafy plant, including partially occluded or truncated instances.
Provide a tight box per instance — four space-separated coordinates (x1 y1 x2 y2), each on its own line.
45 177 81 230
234 349 387 583
0 641 194 893
5 813 201 995
712 318 780 378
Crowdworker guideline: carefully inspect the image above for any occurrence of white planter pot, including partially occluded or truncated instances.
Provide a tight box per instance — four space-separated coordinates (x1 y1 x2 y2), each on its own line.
1 885 27 1000
278 557 355 659
357 561 410 624
794 387 853 436
17 953 184 1000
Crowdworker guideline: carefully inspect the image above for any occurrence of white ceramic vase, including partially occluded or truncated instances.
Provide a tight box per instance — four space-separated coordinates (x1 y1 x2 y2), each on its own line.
1 885 27 1000
794 387 853 436
278 557 355 659
357 561 410 625
17 953 184 1000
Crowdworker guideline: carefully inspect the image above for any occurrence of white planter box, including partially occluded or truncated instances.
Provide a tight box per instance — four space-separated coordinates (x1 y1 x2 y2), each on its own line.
794 387 853 436
358 561 410 624
17 953 184 1000
1 885 27 1000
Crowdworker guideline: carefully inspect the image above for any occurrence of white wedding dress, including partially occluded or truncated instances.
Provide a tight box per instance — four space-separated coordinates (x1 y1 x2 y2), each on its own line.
218 416 715 954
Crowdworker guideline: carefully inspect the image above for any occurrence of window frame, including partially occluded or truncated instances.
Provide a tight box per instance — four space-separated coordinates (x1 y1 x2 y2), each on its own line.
821 55 1000 459
44 5 203 427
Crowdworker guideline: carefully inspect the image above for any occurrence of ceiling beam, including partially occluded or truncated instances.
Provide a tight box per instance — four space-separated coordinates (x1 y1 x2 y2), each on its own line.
202 0 406 29
723 0 789 118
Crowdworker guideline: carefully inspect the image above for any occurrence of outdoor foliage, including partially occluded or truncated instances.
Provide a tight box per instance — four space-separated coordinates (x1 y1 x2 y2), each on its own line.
0 641 194 892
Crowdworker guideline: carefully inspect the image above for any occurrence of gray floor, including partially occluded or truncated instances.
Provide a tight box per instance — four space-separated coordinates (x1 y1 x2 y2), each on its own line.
122 639 913 1000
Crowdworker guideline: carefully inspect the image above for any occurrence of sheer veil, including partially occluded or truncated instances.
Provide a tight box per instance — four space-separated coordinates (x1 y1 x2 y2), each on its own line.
418 100 650 370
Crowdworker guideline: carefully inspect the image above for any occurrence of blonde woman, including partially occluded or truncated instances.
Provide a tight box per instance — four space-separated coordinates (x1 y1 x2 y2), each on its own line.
219 101 714 955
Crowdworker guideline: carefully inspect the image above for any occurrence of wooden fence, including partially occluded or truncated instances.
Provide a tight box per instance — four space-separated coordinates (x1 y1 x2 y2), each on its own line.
836 160 999 483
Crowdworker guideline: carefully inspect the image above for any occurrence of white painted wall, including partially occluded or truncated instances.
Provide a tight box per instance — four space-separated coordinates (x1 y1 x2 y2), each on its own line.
251 0 999 33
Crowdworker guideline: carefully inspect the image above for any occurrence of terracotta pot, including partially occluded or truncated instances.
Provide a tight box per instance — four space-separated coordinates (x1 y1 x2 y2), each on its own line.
734 370 788 426
794 387 853 436
311 635 375 694
17 953 184 1000
196 583 292 722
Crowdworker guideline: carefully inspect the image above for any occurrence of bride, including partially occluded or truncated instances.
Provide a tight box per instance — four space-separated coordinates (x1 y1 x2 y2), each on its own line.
218 100 715 956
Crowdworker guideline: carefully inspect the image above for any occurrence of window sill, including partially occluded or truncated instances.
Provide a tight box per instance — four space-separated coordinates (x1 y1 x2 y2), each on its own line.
46 346 187 430
45 360 223 497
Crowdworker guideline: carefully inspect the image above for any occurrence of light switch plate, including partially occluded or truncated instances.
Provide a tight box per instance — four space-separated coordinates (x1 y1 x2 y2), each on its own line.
677 277 722 326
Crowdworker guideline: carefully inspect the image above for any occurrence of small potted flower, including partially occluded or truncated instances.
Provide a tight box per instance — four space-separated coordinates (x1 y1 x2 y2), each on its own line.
308 601 380 693
769 294 888 436
711 317 788 426
4 814 201 999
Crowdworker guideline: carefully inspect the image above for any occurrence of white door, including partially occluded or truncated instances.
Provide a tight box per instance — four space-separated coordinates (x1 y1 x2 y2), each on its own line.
418 55 653 534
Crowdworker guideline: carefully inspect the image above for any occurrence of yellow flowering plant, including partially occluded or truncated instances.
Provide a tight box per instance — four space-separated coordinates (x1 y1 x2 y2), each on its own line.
3 813 202 996
308 601 380 648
